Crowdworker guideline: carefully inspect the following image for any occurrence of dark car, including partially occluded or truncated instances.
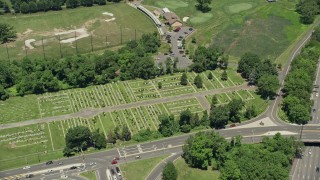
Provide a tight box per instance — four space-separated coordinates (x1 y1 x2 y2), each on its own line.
230 124 236 128
189 27 193 31
70 166 77 170
26 174 34 178
110 168 116 175
46 161 53 165
174 27 181 32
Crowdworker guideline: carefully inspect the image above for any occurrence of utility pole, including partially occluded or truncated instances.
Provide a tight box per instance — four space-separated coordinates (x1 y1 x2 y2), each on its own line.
6 43 10 61
41 37 45 59
58 35 63 58
90 33 93 52
75 31 78 54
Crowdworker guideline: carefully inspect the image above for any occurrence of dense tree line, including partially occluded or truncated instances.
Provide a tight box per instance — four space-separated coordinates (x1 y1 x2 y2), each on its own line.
0 32 160 100
282 30 320 124
209 95 257 128
63 126 106 156
182 132 304 179
106 125 131 144
296 0 320 24
190 46 228 73
238 53 279 99
162 162 178 180
0 0 120 14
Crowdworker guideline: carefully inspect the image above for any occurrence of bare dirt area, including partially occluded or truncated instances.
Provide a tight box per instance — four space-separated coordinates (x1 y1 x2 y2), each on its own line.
54 28 90 43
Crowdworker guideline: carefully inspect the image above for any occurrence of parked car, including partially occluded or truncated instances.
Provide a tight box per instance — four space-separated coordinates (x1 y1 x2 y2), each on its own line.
25 174 34 178
70 166 77 170
110 168 116 175
23 166 30 170
111 159 118 164
46 161 53 165
189 27 193 31
57 162 63 166
135 155 141 159
230 124 236 128
47 169 54 173
89 162 96 166
116 166 122 176
174 27 181 32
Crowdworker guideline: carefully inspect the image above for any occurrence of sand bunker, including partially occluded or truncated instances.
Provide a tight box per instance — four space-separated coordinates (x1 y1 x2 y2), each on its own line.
183 16 189 22
102 12 114 16
105 18 116 22
25 39 36 49
55 28 89 43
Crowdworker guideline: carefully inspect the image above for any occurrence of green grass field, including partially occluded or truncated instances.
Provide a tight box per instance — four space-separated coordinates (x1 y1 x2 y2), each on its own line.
0 3 156 60
120 155 169 180
80 170 98 180
175 158 220 180
144 0 308 60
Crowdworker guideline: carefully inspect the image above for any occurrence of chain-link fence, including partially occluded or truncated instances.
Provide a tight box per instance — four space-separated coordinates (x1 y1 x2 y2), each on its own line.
0 28 150 61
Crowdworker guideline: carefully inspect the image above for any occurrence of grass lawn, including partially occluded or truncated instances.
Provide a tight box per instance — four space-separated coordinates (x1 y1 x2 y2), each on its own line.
120 154 169 180
0 3 156 60
144 0 308 60
174 158 220 180
80 170 98 180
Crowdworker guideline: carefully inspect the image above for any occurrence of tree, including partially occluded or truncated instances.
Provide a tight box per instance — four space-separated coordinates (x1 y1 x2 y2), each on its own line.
121 125 131 141
92 129 106 149
312 27 320 42
114 126 121 140
165 58 173 74
158 114 178 137
162 162 178 180
210 95 218 109
208 72 213 80
227 99 245 122
158 82 162 89
220 55 229 69
180 72 188 85
0 85 9 100
221 70 228 81
244 105 257 119
238 53 261 79
257 74 279 99
28 1 38 13
200 110 209 126
179 109 192 127
107 129 116 144
190 113 200 128
196 0 212 12
194 75 203 88
210 106 229 128
219 160 241 180
182 131 227 169
65 126 92 152
66 0 79 8
20 2 29 13
0 23 17 43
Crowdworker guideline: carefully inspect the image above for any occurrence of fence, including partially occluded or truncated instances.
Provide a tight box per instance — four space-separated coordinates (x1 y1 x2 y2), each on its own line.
0 28 152 61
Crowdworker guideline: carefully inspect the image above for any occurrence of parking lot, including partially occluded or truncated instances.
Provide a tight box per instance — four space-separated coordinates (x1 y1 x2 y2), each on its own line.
156 26 194 69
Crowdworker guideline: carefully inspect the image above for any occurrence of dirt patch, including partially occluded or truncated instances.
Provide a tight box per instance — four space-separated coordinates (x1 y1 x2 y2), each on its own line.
25 39 36 49
54 28 89 43
105 17 116 22
102 12 114 16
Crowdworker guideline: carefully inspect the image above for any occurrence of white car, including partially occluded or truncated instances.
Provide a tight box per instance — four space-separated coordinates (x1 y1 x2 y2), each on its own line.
89 162 96 166
61 175 68 179
23 166 30 170
316 93 319 97
309 151 312 155
47 169 54 173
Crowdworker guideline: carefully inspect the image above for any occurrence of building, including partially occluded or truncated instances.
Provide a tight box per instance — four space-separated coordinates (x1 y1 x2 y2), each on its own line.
163 12 182 27
162 8 170 13
153 9 161 18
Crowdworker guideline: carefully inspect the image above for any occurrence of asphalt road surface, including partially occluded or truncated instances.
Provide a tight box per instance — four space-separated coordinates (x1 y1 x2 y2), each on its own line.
290 146 320 180
310 58 320 124
1 124 320 180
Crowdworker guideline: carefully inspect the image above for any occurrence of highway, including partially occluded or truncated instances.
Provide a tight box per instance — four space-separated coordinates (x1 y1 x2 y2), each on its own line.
311 57 320 124
1 124 320 180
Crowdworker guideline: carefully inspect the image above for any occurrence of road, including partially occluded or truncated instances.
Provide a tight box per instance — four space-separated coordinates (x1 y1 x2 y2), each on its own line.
1 124 320 180
290 146 320 180
310 57 320 124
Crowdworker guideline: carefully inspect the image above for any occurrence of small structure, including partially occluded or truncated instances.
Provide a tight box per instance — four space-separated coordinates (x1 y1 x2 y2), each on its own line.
163 12 182 27
153 9 161 18
162 8 170 13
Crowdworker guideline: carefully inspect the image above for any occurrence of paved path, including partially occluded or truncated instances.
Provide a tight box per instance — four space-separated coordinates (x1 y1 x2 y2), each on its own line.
0 84 254 130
